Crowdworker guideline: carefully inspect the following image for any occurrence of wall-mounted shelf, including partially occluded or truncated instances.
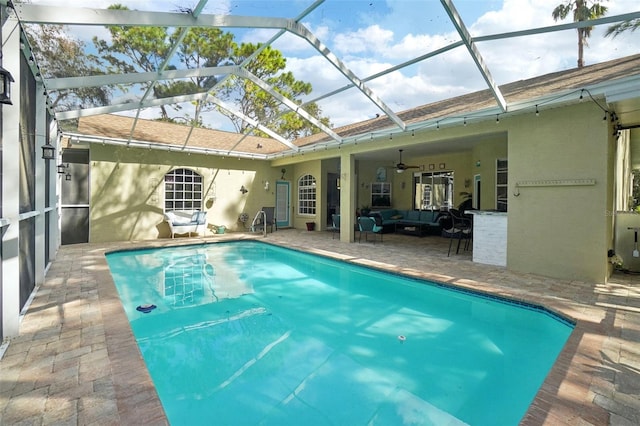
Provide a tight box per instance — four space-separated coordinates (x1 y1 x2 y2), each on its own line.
515 179 596 188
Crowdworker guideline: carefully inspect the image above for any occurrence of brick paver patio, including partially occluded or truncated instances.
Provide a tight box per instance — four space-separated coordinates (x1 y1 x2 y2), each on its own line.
1 229 638 425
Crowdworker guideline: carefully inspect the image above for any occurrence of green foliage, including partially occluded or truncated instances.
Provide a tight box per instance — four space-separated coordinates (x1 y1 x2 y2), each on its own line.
91 5 330 138
632 169 640 211
552 1 609 67
219 43 330 139
93 4 175 118
605 18 640 38
24 24 112 111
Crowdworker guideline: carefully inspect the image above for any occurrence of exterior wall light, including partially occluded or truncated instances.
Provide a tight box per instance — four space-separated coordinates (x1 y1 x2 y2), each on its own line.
0 65 15 105
42 142 56 160
57 163 68 174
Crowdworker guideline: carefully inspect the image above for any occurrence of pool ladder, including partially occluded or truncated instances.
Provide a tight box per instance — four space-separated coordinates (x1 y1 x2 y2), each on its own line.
250 210 267 237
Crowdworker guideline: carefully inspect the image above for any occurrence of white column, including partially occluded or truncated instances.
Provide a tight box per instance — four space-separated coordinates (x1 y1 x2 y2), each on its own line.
340 153 356 242
48 120 61 260
2 16 22 338
34 80 46 285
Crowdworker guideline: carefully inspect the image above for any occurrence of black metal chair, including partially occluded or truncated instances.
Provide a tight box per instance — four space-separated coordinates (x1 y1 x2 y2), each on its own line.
440 209 472 256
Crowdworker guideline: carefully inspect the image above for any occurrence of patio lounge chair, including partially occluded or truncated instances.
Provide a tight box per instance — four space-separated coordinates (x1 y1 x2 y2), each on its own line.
358 216 383 244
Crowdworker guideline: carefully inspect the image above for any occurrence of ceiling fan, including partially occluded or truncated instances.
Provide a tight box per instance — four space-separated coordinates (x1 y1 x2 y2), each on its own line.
395 149 420 173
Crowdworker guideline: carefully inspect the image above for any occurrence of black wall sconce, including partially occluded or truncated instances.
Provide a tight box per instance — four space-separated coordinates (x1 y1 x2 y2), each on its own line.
240 185 248 194
65 171 71 181
280 168 286 180
42 142 56 160
0 65 15 105
57 163 68 174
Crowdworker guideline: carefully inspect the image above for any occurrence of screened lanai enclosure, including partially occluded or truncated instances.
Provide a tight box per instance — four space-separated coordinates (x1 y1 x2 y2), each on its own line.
5 0 640 156
2 0 640 340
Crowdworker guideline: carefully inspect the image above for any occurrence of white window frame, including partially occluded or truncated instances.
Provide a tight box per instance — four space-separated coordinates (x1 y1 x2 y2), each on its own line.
496 159 508 212
297 174 316 215
164 168 203 211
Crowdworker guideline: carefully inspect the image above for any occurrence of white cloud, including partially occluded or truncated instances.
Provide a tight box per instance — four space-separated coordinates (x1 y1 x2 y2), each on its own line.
26 0 640 132
309 0 640 126
333 25 395 55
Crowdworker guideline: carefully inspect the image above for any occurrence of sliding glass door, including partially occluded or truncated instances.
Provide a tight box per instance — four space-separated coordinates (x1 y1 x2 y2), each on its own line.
413 171 454 211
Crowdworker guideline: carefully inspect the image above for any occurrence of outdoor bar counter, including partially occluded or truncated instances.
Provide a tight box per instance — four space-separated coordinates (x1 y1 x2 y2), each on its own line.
469 210 507 266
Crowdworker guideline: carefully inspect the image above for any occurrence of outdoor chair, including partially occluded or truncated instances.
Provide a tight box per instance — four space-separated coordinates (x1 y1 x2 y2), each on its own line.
329 214 341 239
440 209 472 256
262 207 277 232
252 207 277 233
164 210 207 238
358 216 383 244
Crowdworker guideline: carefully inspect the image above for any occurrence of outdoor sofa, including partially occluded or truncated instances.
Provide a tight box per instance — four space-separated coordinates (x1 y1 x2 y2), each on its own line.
370 209 444 236
164 210 207 238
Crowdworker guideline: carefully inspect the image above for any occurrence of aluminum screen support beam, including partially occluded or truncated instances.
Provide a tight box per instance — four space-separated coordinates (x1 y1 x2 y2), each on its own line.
45 65 239 90
237 68 343 143
16 2 398 135
127 0 210 145
441 0 507 112
288 21 406 131
13 4 292 29
55 90 299 152
211 97 299 151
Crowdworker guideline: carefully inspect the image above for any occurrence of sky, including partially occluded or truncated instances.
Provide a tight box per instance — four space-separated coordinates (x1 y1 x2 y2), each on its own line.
25 0 640 132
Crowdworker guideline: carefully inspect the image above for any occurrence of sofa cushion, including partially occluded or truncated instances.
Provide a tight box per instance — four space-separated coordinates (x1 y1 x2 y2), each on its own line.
165 210 198 225
419 210 439 224
405 210 421 221
377 209 399 221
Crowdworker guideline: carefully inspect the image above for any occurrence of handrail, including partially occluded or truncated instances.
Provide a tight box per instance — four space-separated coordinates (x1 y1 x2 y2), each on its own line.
250 210 267 237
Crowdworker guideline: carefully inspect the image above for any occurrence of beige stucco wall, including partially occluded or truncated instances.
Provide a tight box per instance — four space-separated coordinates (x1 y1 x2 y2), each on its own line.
471 138 509 210
88 144 286 242
507 102 612 282
86 99 616 283
290 160 322 230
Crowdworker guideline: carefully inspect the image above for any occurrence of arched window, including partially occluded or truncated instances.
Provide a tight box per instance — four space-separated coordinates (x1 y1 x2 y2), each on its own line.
298 174 316 215
164 168 203 211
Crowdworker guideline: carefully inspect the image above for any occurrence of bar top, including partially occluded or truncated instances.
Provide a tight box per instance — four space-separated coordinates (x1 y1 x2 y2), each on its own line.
467 210 508 216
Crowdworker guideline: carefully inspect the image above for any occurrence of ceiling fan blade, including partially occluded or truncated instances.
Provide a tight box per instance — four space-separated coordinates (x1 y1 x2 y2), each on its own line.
395 150 420 171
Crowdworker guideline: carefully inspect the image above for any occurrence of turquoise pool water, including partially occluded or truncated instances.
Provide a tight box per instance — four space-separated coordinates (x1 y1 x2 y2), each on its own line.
106 241 573 426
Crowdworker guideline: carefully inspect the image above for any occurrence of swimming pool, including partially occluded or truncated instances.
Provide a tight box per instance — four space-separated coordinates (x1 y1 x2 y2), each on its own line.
106 241 573 425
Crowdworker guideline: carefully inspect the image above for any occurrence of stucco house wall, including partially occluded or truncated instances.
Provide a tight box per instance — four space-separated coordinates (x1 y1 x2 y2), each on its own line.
507 102 612 282
88 144 285 242
291 160 323 230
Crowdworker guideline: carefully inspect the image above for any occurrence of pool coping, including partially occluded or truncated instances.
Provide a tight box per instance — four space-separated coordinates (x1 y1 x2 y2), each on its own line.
99 238 610 424
2 232 636 424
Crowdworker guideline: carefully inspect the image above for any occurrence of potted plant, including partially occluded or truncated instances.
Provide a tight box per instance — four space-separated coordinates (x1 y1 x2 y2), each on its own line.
305 221 315 231
211 224 226 234
457 192 473 211
360 205 371 216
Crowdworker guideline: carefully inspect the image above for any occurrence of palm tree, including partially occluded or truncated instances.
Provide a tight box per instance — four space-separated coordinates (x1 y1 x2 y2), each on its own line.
605 18 640 38
552 0 609 68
